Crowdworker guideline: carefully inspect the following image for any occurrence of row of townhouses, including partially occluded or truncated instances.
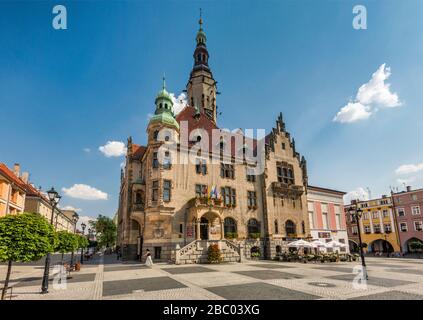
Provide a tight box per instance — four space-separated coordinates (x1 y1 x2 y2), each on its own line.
0 162 78 233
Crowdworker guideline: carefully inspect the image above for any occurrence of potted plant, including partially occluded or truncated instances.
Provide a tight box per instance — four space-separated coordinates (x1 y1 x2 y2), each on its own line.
207 244 222 264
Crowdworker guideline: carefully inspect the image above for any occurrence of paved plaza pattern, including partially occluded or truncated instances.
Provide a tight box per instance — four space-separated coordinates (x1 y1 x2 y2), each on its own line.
2 254 423 300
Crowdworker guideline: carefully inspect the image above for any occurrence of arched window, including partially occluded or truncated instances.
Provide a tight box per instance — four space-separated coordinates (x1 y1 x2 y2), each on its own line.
274 220 279 234
224 217 237 237
197 53 201 62
153 130 159 141
285 220 296 236
159 103 163 109
135 192 142 204
247 218 260 236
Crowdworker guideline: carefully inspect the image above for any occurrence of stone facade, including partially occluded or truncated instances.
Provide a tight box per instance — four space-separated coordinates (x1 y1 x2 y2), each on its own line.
117 17 310 263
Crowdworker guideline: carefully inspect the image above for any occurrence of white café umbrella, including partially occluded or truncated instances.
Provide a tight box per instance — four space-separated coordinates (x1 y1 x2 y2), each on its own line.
326 240 347 248
311 240 328 248
288 239 313 248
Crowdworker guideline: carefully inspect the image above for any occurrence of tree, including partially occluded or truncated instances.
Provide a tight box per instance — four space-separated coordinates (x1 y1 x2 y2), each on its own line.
90 215 116 248
77 234 89 250
55 231 79 264
0 213 57 300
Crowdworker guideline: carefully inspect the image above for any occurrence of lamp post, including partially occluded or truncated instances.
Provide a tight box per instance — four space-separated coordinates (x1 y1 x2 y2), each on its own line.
70 214 79 268
348 201 368 280
41 187 61 294
80 222 86 264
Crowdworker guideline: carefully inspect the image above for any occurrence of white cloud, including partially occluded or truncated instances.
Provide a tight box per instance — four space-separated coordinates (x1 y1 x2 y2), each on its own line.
99 141 127 157
170 92 187 115
62 184 108 200
343 187 370 205
395 163 423 175
83 148 91 153
60 205 82 212
333 102 371 123
76 215 96 231
356 64 401 108
334 64 402 123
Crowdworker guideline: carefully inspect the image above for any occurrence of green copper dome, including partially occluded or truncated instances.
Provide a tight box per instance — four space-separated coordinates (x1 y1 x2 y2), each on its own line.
149 76 179 130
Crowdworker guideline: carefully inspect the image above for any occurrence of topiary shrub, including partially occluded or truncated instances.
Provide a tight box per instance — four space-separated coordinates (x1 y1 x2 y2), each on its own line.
207 244 222 263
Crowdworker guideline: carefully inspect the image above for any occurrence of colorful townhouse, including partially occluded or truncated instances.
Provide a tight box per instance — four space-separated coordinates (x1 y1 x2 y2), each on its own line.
0 163 27 216
307 186 349 252
25 183 78 233
392 186 423 253
345 195 401 254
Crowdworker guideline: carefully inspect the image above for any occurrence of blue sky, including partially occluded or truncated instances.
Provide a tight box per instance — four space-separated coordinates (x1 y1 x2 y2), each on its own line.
1 0 423 222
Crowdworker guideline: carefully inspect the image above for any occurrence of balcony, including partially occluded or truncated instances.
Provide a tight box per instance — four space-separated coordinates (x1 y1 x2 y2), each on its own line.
132 203 145 211
188 197 224 208
271 182 304 197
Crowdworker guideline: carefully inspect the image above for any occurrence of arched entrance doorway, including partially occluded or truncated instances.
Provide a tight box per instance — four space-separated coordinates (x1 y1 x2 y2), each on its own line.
405 238 423 253
369 239 394 254
200 217 209 240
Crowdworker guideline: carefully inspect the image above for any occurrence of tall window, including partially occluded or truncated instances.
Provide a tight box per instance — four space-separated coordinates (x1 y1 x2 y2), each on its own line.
247 218 260 236
373 224 381 233
321 203 329 229
224 217 237 236
363 212 369 220
308 202 315 229
247 191 257 208
335 205 341 229
220 163 235 179
163 151 171 169
246 167 256 182
221 187 236 206
414 221 423 231
152 152 159 169
195 158 207 175
372 211 379 219
400 222 408 232
274 220 279 234
364 225 371 233
163 180 171 202
397 208 405 217
195 184 207 197
384 224 392 233
135 192 142 204
285 220 296 235
152 180 158 201
276 162 294 184
352 225 358 235
382 209 389 218
412 206 421 215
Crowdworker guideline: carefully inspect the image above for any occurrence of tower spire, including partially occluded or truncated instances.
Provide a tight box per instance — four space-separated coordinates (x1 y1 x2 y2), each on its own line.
199 8 203 30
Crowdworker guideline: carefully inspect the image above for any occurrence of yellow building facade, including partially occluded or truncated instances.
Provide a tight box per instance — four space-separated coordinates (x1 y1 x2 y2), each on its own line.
357 196 401 253
0 163 27 217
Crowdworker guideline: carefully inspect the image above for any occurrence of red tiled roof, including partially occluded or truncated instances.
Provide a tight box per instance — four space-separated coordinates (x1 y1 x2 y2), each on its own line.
0 163 27 190
176 106 259 157
131 144 147 160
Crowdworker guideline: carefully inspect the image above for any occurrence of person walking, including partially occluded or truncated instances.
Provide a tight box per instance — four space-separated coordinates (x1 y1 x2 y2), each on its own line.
144 249 153 267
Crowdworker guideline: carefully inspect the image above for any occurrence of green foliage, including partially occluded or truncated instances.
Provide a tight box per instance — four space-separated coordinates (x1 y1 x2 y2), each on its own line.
77 235 89 249
55 231 79 253
248 233 261 239
207 244 222 263
409 241 423 250
225 232 238 240
0 213 57 262
90 215 116 248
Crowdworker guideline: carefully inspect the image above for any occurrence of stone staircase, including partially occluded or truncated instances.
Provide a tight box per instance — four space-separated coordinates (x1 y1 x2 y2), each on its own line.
175 240 242 264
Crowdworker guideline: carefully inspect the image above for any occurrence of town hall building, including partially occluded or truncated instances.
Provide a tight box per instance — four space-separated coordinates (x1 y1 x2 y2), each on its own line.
117 16 311 263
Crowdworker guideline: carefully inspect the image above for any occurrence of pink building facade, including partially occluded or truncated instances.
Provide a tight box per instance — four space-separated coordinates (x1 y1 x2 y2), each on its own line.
306 186 349 252
393 186 423 253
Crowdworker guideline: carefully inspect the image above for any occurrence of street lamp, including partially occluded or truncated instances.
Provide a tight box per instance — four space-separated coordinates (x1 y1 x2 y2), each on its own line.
41 187 61 294
80 222 86 264
348 201 368 280
70 214 79 268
